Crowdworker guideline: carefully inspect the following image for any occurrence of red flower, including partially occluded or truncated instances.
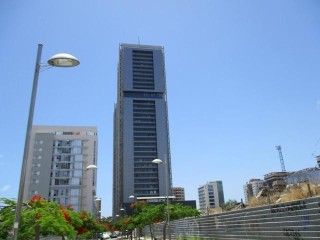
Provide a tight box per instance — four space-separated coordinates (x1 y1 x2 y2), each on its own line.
30 195 45 203
61 209 71 222
77 227 85 234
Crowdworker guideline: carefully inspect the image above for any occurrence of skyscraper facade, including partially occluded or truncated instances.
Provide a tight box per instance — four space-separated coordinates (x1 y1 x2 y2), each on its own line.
113 43 172 216
24 125 98 213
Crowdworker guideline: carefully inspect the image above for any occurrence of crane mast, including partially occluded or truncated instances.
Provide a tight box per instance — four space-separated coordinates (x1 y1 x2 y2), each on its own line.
276 145 286 172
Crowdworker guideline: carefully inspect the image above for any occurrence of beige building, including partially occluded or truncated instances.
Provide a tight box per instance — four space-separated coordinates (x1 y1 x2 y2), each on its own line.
24 126 98 214
172 187 185 201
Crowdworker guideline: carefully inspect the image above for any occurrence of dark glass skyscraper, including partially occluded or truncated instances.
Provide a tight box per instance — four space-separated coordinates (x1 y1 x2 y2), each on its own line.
113 44 172 216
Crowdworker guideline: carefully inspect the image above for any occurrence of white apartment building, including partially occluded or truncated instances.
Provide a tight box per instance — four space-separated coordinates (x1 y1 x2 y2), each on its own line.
198 181 224 213
243 179 264 203
24 126 98 214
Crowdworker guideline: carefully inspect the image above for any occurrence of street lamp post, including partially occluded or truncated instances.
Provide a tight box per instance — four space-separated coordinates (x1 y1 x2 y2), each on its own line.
152 157 171 240
13 44 80 240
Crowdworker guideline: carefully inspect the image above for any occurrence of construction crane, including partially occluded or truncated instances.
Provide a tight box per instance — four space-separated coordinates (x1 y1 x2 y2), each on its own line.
276 145 286 172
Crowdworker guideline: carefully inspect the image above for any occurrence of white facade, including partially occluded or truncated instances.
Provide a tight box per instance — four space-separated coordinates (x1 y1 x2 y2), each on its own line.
243 179 264 203
198 181 224 212
24 126 98 214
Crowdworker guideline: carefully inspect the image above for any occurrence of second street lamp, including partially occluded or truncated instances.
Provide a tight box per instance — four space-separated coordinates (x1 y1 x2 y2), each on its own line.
13 44 80 240
152 157 171 240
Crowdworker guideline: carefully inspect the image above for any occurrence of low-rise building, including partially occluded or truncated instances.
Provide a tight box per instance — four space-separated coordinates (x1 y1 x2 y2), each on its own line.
172 187 185 201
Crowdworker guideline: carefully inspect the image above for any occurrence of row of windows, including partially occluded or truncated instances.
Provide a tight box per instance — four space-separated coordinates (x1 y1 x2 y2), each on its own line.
123 91 163 99
133 62 153 67
133 80 154 85
133 66 154 72
132 75 154 80
134 137 157 142
134 152 157 157
134 178 158 183
133 109 156 113
133 81 154 85
133 127 157 132
134 142 157 147
132 56 153 60
134 133 156 137
133 72 154 77
135 190 158 195
133 83 155 89
132 49 153 55
53 147 82 154
51 178 81 186
132 57 153 62
134 184 159 189
133 78 154 84
134 119 156 123
54 131 96 136
134 157 156 162
134 173 158 178
52 155 83 162
134 147 157 152
134 123 156 127
134 168 158 173
134 163 157 167
53 140 82 147
132 59 154 64
133 103 155 108
133 85 154 90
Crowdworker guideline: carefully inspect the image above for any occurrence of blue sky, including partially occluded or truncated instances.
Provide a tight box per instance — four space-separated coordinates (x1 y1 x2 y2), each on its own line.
1 0 320 217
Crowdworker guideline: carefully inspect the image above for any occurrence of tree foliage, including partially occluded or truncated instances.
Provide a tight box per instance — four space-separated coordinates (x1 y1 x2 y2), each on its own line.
0 198 16 239
113 201 200 240
221 199 238 211
0 196 106 240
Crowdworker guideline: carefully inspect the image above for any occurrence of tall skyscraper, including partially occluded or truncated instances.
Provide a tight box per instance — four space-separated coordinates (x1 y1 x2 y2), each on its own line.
24 126 98 214
113 43 172 216
198 181 225 213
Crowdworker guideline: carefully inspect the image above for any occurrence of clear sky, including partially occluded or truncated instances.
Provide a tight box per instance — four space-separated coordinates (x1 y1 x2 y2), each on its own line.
1 0 320 217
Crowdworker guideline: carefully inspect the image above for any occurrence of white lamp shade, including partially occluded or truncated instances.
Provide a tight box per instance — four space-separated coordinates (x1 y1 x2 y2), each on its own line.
48 53 80 67
86 164 97 170
152 159 163 164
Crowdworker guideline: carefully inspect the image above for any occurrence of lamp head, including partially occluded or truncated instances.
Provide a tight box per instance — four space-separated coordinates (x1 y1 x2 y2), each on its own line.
48 53 80 67
152 159 163 164
86 165 97 171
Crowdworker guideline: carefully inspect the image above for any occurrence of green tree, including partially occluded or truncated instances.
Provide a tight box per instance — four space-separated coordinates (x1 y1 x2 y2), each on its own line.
75 211 105 239
221 199 238 211
19 195 81 240
0 198 16 239
0 196 106 240
129 202 200 240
